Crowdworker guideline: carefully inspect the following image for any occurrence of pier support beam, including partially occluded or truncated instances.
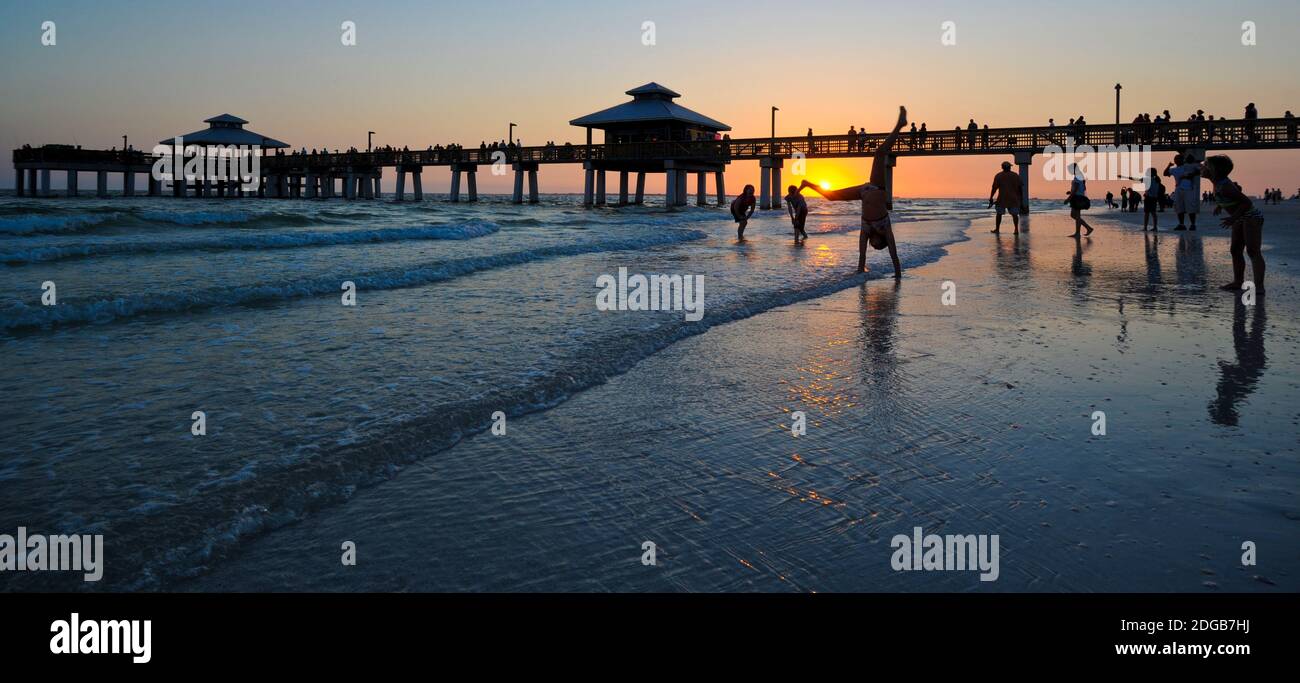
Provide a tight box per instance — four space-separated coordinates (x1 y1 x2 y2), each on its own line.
65 170 78 197
15 166 24 196
511 167 524 204
527 168 538 203
361 174 374 199
123 172 135 197
39 169 51 197
306 173 318 199
29 169 39 197
595 169 606 206
772 163 782 209
345 172 356 200
1014 151 1033 215
148 175 160 196
373 173 382 200
758 158 773 209
665 168 679 209
412 168 423 201
696 172 706 206
618 171 629 206
677 170 688 206
396 168 407 201
715 171 726 206
97 171 109 198
465 168 477 202
634 172 645 205
582 162 595 208
881 155 896 210
450 168 461 202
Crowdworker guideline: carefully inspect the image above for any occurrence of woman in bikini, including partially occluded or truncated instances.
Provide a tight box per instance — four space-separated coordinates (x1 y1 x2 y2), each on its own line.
799 106 907 277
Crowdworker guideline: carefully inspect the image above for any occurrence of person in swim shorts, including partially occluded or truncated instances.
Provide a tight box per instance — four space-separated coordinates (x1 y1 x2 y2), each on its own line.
730 184 756 240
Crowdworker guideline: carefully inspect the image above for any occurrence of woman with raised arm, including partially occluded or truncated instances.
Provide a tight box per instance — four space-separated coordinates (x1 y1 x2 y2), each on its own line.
799 106 907 277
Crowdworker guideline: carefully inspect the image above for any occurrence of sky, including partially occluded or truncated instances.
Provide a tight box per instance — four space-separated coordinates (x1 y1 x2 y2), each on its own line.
2 0 1299 197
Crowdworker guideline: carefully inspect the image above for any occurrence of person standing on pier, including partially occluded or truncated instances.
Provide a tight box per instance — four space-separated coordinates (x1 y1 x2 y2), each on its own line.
731 184 756 240
988 161 1022 234
799 106 908 277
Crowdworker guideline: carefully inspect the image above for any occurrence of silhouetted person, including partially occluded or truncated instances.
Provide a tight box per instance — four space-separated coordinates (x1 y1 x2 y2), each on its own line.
785 184 809 242
1205 155 1265 294
800 106 908 277
988 161 1022 234
731 184 756 239
1065 163 1094 237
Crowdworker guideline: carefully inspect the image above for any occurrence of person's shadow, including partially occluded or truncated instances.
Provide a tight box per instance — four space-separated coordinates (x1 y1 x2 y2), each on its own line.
1208 300 1267 427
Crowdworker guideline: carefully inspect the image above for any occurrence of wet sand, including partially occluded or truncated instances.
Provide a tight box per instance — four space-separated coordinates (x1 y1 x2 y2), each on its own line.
188 204 1300 592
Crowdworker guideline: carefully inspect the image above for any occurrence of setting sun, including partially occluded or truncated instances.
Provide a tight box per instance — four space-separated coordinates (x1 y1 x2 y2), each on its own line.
819 181 831 190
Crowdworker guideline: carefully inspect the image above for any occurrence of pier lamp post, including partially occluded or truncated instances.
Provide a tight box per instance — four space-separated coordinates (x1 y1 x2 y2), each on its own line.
770 106 778 155
509 123 517 146
1114 84 1121 125
368 131 374 152
122 135 128 151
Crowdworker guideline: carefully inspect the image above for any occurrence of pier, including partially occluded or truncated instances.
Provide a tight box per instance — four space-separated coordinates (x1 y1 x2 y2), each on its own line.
14 83 1300 214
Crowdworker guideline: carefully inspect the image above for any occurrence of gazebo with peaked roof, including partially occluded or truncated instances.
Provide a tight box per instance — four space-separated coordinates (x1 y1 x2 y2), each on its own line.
568 83 732 210
160 114 289 149
570 83 730 144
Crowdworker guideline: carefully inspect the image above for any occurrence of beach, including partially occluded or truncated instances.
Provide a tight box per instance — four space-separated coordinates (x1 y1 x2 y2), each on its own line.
174 200 1297 593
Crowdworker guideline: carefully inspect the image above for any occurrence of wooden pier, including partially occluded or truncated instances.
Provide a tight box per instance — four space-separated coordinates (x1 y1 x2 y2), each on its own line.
14 109 1300 214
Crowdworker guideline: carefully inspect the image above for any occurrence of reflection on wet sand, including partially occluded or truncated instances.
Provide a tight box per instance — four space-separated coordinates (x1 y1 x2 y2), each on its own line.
857 280 902 396
1208 301 1267 427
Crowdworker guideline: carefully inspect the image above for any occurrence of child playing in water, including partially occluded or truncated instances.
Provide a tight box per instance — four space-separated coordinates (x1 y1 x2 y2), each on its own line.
1203 155 1265 294
785 184 809 243
730 184 756 240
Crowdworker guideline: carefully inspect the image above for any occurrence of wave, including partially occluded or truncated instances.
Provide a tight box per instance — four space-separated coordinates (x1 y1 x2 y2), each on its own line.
0 221 502 265
109 229 968 590
138 210 254 226
0 213 119 235
0 229 708 331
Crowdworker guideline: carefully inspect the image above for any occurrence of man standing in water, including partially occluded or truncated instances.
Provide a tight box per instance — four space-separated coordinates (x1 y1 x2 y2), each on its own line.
784 184 809 243
730 184 756 240
988 161 1023 234
800 106 907 277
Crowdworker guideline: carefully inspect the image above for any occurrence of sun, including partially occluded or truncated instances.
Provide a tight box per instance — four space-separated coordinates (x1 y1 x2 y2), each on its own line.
819 181 831 190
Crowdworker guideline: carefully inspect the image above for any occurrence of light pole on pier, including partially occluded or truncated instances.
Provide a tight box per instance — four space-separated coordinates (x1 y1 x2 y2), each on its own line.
122 135 128 151
1114 83 1122 125
509 123 517 146
770 106 778 153
368 131 375 152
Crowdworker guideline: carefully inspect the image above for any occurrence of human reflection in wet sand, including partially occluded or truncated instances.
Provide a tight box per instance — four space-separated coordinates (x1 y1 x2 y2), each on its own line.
1068 237 1093 303
858 280 903 396
1143 231 1163 289
1174 233 1207 293
1208 300 1267 427
993 232 1028 283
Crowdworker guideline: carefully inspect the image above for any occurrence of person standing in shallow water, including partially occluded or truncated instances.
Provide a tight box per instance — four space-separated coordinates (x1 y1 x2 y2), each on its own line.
1204 155 1265 294
730 184 756 240
785 185 809 243
800 106 908 277
1065 163 1094 238
988 161 1022 234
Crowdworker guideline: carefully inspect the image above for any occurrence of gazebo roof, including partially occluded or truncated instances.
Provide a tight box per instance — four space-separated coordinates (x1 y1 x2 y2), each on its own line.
569 83 731 131
161 114 289 148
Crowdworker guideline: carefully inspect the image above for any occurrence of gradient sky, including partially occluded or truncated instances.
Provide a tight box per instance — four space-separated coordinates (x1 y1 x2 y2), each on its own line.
2 0 1299 196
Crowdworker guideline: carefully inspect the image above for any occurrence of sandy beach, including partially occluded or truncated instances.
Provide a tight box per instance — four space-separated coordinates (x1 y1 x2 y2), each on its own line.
176 201 1300 593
